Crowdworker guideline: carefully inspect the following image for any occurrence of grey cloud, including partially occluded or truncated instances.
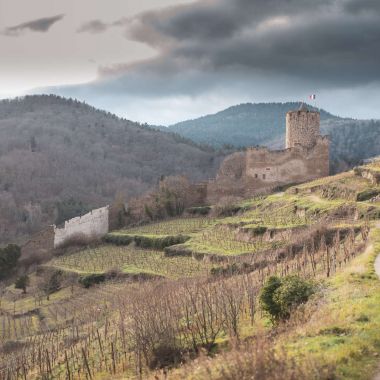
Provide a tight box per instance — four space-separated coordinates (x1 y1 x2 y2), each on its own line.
344 0 380 13
3 14 65 36
100 0 380 90
46 0 380 121
77 20 109 34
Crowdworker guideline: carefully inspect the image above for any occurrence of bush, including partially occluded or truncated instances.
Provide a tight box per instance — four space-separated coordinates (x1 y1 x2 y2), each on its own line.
39 270 63 300
15 275 30 294
134 235 190 250
356 189 380 202
0 244 21 280
251 226 268 235
104 233 190 249
212 197 243 217
260 275 315 322
149 344 183 369
103 234 134 246
79 273 106 288
186 206 211 216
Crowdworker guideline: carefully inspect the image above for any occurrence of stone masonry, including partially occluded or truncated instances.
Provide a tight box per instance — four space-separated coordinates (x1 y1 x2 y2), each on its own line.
286 104 320 149
54 206 109 248
207 104 330 203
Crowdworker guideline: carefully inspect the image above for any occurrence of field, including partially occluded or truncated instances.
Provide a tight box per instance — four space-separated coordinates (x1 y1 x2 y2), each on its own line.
175 224 281 256
111 217 217 237
1 165 380 380
47 245 216 278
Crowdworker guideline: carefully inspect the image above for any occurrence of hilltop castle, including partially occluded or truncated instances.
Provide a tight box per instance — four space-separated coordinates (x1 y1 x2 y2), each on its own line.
206 104 330 203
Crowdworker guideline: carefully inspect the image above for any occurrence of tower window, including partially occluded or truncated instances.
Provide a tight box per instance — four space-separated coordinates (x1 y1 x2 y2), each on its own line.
262 174 266 180
255 174 258 179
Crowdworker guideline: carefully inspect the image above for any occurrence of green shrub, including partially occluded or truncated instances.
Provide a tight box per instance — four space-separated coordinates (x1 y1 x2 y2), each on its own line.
79 273 106 288
103 234 134 246
134 235 190 250
259 276 282 322
356 189 380 202
104 233 190 250
15 275 30 294
260 275 315 322
40 270 63 300
251 226 267 235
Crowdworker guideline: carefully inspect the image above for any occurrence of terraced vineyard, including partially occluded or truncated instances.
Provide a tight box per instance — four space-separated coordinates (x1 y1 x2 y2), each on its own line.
2 163 380 380
112 217 217 236
175 225 281 256
48 245 215 278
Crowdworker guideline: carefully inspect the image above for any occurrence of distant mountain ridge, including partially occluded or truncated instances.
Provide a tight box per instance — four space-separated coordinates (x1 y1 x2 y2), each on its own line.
167 102 380 173
168 102 339 148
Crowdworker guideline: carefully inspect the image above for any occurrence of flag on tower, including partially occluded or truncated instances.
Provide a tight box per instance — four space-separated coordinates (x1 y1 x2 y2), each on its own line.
309 94 316 100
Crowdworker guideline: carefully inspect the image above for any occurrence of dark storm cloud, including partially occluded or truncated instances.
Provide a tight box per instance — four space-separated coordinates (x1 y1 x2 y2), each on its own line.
344 0 380 13
3 14 65 36
77 20 109 34
92 0 380 94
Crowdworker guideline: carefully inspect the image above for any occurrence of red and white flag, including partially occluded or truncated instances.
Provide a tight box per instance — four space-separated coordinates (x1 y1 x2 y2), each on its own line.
309 94 316 100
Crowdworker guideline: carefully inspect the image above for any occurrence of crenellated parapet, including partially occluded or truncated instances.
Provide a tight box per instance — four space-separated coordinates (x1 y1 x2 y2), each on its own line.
54 206 109 248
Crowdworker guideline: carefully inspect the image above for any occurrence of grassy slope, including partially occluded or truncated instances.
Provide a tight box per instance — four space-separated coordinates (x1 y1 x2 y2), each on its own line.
280 226 380 380
160 227 380 380
6 166 380 379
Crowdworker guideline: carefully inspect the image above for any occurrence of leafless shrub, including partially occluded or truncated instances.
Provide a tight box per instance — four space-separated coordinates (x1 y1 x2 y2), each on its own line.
211 196 243 217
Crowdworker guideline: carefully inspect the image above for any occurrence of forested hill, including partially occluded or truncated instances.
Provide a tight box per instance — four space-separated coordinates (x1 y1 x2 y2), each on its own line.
0 95 223 243
168 102 380 173
168 103 338 148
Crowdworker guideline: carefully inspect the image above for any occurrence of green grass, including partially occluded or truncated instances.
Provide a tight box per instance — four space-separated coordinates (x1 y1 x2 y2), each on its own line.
47 245 216 279
280 226 380 380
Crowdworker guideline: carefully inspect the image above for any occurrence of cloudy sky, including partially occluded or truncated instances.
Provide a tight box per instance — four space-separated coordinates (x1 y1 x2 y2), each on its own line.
1 0 380 124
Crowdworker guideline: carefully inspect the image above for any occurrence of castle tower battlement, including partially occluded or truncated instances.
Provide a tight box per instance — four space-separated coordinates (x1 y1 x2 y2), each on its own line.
286 104 320 149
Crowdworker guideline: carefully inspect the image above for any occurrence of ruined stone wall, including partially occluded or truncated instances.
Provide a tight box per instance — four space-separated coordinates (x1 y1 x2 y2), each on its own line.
54 206 109 248
245 136 329 195
206 136 329 203
206 152 247 204
286 110 320 149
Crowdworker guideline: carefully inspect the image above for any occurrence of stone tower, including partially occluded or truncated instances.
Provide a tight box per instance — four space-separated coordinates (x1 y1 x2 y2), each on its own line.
286 104 320 149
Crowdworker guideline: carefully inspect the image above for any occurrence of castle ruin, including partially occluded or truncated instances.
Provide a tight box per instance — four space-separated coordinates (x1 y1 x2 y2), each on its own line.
207 104 330 203
54 206 109 248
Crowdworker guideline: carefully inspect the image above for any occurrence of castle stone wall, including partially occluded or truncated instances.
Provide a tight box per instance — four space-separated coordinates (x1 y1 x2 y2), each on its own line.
206 106 329 204
245 136 329 194
54 206 109 248
286 110 320 149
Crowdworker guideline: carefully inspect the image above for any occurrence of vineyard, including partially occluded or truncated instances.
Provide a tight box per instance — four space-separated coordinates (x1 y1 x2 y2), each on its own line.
47 245 216 279
1 165 380 379
112 217 217 236
174 225 281 256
